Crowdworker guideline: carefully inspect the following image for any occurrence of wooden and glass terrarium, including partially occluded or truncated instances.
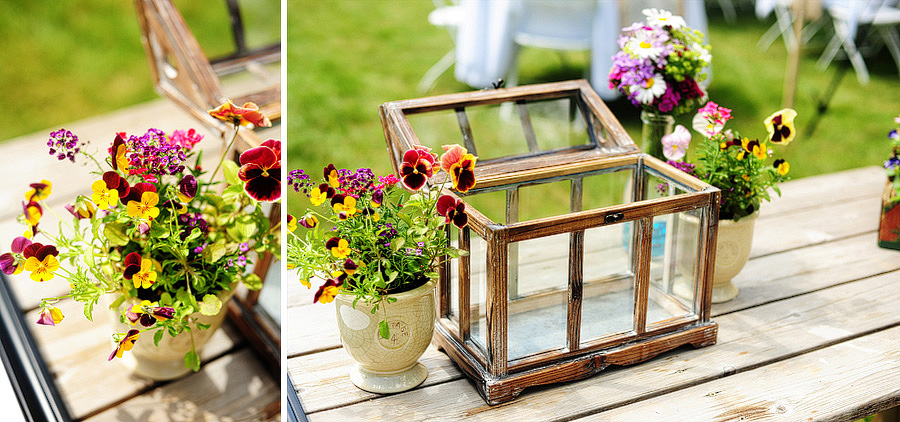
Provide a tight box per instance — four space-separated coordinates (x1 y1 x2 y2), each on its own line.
379 80 721 404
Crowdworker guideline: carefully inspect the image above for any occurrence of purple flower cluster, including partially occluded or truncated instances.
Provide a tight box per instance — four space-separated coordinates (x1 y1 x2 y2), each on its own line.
885 156 900 170
288 169 314 195
224 256 248 269
377 223 397 247
667 159 697 176
126 128 187 176
338 168 376 196
47 129 85 163
178 213 209 240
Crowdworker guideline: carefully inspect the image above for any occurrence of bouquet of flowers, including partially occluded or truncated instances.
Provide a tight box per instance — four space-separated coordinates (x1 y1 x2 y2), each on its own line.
608 8 710 115
660 101 797 221
0 101 280 371
884 115 900 204
287 144 475 338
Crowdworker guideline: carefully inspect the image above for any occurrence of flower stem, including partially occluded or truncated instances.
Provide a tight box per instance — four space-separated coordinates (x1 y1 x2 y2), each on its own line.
210 124 241 182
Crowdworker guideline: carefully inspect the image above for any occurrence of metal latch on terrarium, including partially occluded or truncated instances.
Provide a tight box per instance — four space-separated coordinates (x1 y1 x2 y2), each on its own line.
604 212 624 224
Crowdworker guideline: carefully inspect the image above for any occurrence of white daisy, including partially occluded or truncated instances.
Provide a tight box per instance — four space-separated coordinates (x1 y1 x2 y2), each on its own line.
626 32 662 60
633 74 666 104
643 8 686 29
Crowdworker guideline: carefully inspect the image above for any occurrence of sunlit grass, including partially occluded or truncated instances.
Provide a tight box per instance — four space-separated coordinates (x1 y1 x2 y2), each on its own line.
0 0 279 142
286 1 898 218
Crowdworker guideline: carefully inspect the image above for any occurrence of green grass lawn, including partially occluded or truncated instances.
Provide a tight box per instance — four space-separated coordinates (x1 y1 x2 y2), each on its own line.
286 0 899 217
0 0 279 142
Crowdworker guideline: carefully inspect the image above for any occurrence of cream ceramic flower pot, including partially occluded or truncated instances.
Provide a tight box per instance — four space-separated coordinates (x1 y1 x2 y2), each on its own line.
335 278 436 394
675 212 758 303
113 286 235 380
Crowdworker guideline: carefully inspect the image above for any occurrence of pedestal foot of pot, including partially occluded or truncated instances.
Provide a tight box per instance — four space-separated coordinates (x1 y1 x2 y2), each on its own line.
349 362 428 394
120 351 192 381
711 280 739 303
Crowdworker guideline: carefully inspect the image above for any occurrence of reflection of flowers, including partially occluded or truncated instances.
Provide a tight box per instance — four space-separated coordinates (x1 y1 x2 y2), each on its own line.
0 99 279 370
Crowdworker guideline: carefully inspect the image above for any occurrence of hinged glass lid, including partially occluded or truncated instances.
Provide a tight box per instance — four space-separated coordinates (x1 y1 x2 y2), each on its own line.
380 80 640 191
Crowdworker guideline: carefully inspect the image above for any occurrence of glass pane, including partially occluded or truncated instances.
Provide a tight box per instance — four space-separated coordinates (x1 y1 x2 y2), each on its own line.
507 233 570 361
256 259 281 326
647 206 702 327
405 95 594 165
581 167 635 210
447 227 460 324
581 221 636 344
468 231 489 359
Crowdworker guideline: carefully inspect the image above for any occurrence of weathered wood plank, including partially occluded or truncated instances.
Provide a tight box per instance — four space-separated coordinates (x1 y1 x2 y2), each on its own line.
758 166 886 217
582 325 900 422
288 346 462 414
26 297 240 419
285 301 339 358
751 196 880 258
306 270 900 421
85 348 280 422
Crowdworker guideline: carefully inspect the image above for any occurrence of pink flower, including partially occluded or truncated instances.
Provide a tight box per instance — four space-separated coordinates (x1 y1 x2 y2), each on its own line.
662 125 691 161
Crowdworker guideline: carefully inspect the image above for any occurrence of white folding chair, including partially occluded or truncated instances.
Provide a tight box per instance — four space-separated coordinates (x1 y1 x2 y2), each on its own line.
505 0 596 88
816 0 900 84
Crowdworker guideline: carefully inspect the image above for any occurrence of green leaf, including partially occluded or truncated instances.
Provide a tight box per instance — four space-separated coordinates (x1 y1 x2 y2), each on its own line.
203 240 228 263
242 273 263 290
108 295 125 311
222 160 241 186
378 320 390 339
184 350 200 372
103 223 129 246
198 294 222 316
153 329 164 346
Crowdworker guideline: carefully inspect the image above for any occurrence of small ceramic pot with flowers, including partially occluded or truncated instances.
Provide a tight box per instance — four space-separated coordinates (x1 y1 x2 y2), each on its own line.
287 144 475 393
662 102 797 302
878 114 900 250
0 100 280 379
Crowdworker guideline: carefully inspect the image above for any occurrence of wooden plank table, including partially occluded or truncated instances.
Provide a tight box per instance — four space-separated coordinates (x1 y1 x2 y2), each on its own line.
0 99 281 421
288 165 900 421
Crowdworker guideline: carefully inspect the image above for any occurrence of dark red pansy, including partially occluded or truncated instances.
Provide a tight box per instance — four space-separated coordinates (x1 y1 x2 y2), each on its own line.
450 154 477 193
122 182 155 205
110 133 129 171
323 164 339 188
178 174 197 202
343 258 358 276
238 139 281 202
399 147 437 191
436 195 468 228
122 252 142 280
22 242 59 261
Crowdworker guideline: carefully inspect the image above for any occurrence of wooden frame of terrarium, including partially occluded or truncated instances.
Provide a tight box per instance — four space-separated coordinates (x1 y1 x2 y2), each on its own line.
379 80 721 404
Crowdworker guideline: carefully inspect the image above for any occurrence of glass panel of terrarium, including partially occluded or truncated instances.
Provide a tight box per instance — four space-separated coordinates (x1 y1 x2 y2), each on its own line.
516 179 573 222
447 226 459 325
581 167 636 209
467 231 489 359
647 206 702 328
506 233 570 361
580 221 636 345
522 95 592 152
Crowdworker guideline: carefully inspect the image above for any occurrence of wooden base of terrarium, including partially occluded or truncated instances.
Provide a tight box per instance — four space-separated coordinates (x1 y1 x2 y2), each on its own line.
433 321 718 405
